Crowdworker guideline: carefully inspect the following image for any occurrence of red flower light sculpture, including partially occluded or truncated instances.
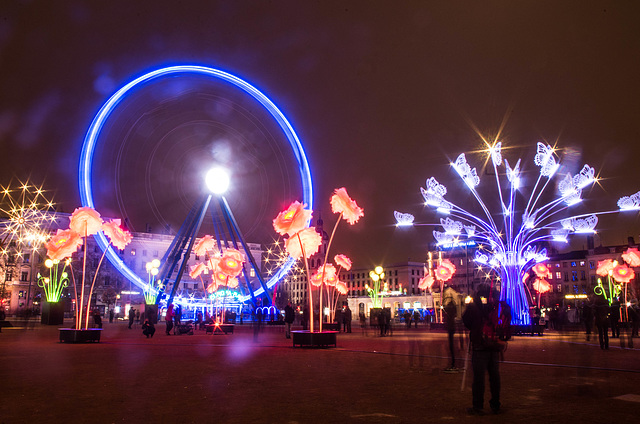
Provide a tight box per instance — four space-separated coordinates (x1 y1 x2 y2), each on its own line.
273 201 312 237
612 264 635 283
532 263 551 279
330 187 364 225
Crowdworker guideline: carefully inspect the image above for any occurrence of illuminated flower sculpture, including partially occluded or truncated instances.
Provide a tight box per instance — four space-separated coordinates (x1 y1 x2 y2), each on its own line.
47 207 132 331
434 259 456 282
396 142 639 325
622 247 640 267
274 188 364 333
418 274 435 290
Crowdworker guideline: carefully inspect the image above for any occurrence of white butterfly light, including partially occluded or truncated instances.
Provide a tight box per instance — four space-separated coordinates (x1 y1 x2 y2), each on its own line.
534 142 559 177
453 153 480 188
393 211 415 227
618 191 640 211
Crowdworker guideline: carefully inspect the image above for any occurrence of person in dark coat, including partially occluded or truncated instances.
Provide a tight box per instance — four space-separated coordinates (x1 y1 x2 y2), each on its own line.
594 296 610 350
462 285 503 415
582 301 594 341
128 307 135 329
444 299 458 371
284 302 295 339
344 305 352 333
142 319 155 338
610 298 621 338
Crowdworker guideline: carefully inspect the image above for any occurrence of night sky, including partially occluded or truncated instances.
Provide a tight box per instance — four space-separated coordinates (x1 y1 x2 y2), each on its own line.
1 1 640 268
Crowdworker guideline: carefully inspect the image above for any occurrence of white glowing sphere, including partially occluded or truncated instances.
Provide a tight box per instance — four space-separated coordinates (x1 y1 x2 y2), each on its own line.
45 259 54 268
205 168 230 194
151 259 161 268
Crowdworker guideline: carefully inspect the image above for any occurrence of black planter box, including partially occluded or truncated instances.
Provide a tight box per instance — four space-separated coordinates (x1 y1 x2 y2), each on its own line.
292 330 337 348
145 304 158 324
59 328 102 343
322 323 341 331
41 301 65 325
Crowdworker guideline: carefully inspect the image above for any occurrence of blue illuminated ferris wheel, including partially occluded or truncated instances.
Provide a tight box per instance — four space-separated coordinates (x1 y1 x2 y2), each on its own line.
78 65 313 308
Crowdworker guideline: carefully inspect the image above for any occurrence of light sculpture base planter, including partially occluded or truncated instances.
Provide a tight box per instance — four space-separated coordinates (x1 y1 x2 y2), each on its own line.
59 328 102 343
292 330 338 348
41 301 65 325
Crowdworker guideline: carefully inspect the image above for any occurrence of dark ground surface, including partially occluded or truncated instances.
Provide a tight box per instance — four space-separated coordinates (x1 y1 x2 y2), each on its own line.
1 319 639 424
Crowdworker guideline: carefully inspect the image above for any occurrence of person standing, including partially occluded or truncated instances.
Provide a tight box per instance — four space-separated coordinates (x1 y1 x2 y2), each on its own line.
403 310 412 329
462 285 503 415
344 304 352 333
610 298 621 339
284 302 295 339
108 309 114 324
444 298 458 372
594 296 610 350
128 307 135 329
413 310 420 328
253 306 263 342
582 301 594 341
165 304 175 335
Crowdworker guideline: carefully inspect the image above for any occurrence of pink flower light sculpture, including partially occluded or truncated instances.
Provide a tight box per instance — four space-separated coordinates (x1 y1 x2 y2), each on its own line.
189 262 208 279
330 187 364 225
533 278 552 294
622 247 640 267
336 281 348 295
334 254 352 271
69 207 103 236
596 259 616 277
285 228 322 259
418 275 435 290
101 219 132 250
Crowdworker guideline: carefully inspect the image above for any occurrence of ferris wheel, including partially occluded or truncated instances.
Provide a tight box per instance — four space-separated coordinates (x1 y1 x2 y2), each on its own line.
78 65 313 309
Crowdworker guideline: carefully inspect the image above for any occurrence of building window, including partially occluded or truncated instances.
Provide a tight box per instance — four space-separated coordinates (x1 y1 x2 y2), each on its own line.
20 271 29 282
23 254 30 264
564 272 569 282
580 271 586 280
131 249 136 256
142 250 147 257
572 271 578 282
153 250 159 257
580 261 585 267
555 272 562 280
589 261 595 270
104 276 111 286
571 261 577 267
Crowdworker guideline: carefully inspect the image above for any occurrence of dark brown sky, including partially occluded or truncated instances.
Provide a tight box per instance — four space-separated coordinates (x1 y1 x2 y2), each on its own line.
1 1 639 268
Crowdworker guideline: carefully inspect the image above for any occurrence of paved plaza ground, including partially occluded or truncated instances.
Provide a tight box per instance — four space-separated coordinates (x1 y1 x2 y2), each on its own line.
1 319 639 424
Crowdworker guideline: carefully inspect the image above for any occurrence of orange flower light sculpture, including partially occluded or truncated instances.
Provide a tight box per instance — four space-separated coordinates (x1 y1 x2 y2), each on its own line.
194 235 216 257
418 274 435 290
435 259 456 282
218 249 244 278
285 228 322 259
622 247 640 267
44 228 83 261
330 187 364 225
533 278 552 294
612 264 635 283
273 201 312 236
596 259 616 277
101 219 132 250
336 281 348 295
334 254 352 271
69 207 103 236
189 262 208 279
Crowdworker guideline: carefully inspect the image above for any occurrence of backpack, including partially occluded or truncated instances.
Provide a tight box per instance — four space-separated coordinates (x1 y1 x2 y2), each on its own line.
481 304 507 351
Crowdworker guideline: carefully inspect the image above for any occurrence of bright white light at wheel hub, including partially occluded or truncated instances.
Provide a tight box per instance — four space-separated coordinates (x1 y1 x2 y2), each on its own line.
205 168 230 194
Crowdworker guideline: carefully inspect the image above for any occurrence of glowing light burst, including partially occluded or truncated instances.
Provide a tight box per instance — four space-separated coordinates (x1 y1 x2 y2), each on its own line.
404 141 636 326
0 180 56 253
